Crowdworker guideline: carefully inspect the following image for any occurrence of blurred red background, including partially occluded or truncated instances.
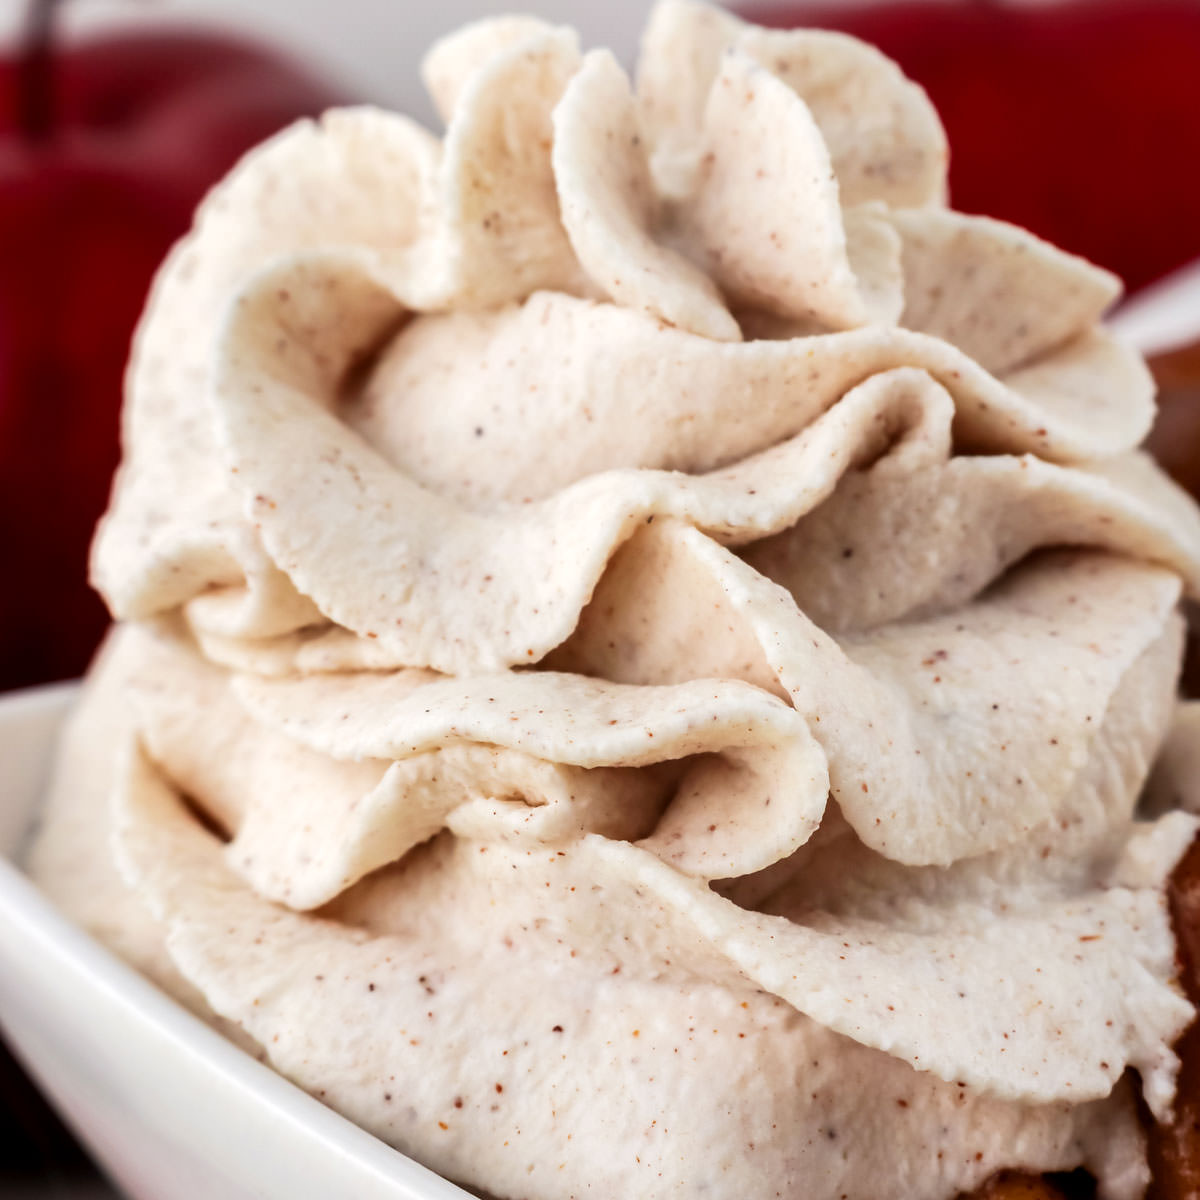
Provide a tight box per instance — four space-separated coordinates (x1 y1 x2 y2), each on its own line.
0 5 346 695
1 0 1198 1194
2 0 1200 698
747 0 1200 295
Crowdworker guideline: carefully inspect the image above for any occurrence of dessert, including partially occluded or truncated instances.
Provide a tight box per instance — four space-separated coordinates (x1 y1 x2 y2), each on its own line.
0 2 346 692
25 3 1200 1196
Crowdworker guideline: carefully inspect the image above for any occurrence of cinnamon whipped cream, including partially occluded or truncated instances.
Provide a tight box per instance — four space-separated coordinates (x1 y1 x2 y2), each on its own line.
28 3 1200 1196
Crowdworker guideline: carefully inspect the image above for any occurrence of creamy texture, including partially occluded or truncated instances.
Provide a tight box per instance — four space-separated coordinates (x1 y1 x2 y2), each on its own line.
26 3 1200 1197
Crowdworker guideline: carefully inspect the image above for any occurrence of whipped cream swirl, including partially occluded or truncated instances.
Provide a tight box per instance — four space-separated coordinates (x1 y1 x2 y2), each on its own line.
31 4 1200 1197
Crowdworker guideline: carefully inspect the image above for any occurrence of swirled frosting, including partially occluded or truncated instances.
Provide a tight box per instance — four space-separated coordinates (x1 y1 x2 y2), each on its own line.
29 3 1200 1197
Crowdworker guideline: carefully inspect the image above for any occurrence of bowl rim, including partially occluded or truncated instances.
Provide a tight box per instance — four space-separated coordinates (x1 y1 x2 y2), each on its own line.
0 681 471 1200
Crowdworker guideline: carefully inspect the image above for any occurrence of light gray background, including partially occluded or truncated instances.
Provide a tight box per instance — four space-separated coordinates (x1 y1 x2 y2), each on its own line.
1 0 963 123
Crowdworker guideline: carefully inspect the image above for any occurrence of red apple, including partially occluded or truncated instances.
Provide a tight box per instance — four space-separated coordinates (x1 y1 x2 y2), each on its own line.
0 1 348 693
740 0 1200 294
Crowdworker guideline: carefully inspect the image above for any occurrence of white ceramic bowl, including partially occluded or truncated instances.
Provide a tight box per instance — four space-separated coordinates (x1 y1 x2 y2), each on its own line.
0 684 470 1200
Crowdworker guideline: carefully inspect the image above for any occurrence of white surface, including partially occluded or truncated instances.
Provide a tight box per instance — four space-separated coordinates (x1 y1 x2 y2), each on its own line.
0 683 74 860
0 685 469 1200
1109 259 1200 358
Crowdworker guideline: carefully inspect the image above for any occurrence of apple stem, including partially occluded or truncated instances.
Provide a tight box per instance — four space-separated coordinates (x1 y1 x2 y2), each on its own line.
17 0 64 142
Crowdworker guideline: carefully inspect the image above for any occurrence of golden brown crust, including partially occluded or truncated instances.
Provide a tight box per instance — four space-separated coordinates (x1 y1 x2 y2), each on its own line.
1144 346 1200 1194
1148 1021 1200 1200
1143 342 1200 1195
1146 339 1200 506
1147 339 1200 700
1147 832 1200 1198
964 1172 1070 1199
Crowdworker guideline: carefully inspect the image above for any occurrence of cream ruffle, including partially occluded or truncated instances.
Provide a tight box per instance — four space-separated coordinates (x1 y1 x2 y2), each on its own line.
30 5 1200 1199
